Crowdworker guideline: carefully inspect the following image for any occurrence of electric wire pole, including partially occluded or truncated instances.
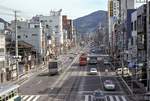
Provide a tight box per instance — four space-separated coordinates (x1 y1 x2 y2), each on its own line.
14 10 19 79
146 0 150 92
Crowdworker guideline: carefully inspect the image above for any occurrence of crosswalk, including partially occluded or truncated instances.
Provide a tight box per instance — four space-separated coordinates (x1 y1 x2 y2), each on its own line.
106 96 127 101
84 95 127 101
21 95 40 101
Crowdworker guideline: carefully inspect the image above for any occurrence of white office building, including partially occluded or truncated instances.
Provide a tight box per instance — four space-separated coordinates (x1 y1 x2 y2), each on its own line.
31 10 63 55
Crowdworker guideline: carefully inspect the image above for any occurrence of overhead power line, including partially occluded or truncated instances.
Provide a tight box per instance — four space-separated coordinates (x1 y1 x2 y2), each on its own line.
0 5 21 13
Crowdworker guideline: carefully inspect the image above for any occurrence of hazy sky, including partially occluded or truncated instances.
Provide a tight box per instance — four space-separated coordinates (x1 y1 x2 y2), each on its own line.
0 0 107 21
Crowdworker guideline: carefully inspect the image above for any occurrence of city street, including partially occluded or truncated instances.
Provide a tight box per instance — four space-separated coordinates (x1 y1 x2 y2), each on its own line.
1 1 150 101
18 45 133 101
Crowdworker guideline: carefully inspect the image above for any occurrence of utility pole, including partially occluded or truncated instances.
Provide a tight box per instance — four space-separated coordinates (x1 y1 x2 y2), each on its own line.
146 0 150 92
14 10 19 79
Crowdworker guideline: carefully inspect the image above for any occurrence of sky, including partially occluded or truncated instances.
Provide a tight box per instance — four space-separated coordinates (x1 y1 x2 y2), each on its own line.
0 0 107 21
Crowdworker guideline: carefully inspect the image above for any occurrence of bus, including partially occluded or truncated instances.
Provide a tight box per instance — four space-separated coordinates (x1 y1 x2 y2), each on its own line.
79 54 87 66
48 60 62 75
0 84 21 101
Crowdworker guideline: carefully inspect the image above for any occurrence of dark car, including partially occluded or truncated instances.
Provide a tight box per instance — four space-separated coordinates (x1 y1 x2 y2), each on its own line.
93 90 105 101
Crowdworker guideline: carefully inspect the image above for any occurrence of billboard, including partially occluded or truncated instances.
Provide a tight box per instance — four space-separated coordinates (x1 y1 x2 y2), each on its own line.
109 1 113 16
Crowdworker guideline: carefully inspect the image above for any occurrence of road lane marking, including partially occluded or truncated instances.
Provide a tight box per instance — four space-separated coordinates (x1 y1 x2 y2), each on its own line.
106 95 127 101
91 95 93 101
26 95 34 101
115 96 120 101
85 95 89 101
98 68 104 90
50 54 79 89
32 95 40 101
22 96 29 100
48 55 80 101
21 95 40 101
121 96 127 101
109 96 114 101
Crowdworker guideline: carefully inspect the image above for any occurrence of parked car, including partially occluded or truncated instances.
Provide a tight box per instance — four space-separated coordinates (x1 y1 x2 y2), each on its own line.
93 90 105 101
104 80 115 91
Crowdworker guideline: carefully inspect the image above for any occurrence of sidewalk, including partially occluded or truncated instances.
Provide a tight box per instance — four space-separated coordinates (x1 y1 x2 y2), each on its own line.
2 46 80 86
122 71 147 101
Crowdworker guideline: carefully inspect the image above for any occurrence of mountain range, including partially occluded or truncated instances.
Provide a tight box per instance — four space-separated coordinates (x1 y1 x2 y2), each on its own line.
73 10 108 34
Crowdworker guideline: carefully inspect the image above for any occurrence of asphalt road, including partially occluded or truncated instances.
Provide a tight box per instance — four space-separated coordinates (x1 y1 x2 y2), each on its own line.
19 45 134 101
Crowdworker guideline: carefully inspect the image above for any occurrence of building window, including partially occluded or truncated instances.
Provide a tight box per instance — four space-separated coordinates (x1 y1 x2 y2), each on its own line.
131 37 134 45
34 25 39 28
0 48 4 52
17 35 21 39
46 25 49 28
17 26 21 29
26 35 28 38
32 34 37 36
49 20 52 22
131 22 133 31
55 25 58 28
134 21 137 30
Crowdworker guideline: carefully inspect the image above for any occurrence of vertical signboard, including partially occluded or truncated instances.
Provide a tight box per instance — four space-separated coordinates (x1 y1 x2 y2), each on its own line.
109 1 113 16
0 34 5 61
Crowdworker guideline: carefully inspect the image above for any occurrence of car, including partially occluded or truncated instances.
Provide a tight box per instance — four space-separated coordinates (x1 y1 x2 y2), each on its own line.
116 67 132 77
104 60 110 65
88 56 97 64
104 80 115 91
93 90 105 101
88 68 98 75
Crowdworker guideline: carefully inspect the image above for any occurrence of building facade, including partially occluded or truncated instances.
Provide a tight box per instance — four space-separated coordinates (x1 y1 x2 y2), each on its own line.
130 11 137 66
137 4 147 85
11 20 44 57
31 10 63 56
62 15 74 50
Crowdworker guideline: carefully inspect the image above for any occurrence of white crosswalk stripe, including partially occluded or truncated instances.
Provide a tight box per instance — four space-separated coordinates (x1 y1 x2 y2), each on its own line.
84 95 127 101
85 95 89 101
121 96 127 101
115 96 120 101
106 95 127 101
84 95 93 101
21 95 40 101
109 96 114 101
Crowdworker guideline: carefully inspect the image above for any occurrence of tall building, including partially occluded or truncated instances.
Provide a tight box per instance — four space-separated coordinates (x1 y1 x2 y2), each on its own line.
120 0 135 21
129 10 137 68
116 0 135 66
136 4 147 85
108 0 119 56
